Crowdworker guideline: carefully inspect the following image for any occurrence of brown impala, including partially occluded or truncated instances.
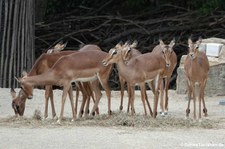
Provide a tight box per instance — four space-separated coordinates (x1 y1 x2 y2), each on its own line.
11 42 73 118
120 39 176 116
102 42 171 118
151 39 177 116
48 44 100 118
16 46 112 123
12 44 101 119
118 41 153 116
184 37 209 119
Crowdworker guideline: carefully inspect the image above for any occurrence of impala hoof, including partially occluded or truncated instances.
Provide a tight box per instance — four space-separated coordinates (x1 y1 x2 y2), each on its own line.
92 112 95 116
164 111 168 115
57 119 61 124
53 116 58 120
186 109 190 114
160 112 165 117
108 110 112 115
119 106 123 111
203 108 207 114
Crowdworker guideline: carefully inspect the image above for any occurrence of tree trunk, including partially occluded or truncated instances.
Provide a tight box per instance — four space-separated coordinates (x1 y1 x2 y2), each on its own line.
0 0 35 88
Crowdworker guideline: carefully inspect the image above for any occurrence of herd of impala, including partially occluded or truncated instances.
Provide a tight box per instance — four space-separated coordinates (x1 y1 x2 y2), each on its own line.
11 37 209 123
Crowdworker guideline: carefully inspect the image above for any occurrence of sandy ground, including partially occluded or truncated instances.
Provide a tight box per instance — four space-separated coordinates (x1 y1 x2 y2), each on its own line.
0 88 225 149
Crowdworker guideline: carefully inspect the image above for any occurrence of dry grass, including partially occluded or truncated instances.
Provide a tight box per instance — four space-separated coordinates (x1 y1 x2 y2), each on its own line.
0 110 223 130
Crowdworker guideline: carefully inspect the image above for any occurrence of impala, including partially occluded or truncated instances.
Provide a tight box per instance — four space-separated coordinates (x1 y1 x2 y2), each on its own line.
120 39 176 116
184 37 209 119
102 42 170 118
12 42 73 118
12 44 102 119
16 46 112 123
119 41 153 116
151 39 177 116
48 43 100 118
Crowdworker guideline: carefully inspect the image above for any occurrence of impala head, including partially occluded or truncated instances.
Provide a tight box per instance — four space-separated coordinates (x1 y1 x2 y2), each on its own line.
47 41 67 53
11 88 27 116
102 42 123 66
15 71 34 99
159 39 175 68
122 41 138 63
188 37 202 60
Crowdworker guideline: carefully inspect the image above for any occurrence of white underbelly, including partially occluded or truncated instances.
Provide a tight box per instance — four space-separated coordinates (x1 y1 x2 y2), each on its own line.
73 75 97 82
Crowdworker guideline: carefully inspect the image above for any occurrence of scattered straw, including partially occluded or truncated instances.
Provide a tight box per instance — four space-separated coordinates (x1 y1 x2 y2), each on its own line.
0 111 223 129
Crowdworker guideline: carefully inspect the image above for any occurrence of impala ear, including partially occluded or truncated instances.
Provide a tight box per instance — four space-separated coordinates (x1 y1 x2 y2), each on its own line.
196 37 202 45
62 41 68 49
130 40 138 48
124 41 130 46
116 42 122 48
188 37 192 45
159 39 164 47
14 76 21 83
54 41 63 48
22 71 28 78
169 38 175 47
11 88 16 99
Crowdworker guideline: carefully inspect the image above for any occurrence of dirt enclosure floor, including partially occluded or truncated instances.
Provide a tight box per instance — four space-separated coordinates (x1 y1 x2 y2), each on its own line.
0 88 225 149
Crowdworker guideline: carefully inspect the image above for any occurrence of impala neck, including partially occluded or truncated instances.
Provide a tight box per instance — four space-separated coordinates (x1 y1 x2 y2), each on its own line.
23 71 59 86
116 56 135 82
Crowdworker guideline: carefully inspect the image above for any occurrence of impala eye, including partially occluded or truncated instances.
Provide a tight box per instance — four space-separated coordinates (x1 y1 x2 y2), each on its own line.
112 51 117 55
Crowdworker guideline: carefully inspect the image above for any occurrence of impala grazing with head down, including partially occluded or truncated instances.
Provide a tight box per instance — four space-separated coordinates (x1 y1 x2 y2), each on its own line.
16 45 112 123
184 37 209 119
12 42 73 118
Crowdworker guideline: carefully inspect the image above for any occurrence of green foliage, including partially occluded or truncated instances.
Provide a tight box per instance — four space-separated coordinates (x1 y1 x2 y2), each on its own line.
198 0 225 14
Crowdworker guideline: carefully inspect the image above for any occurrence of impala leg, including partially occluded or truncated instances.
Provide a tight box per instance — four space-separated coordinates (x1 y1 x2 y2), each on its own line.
44 86 50 119
130 85 135 116
90 80 102 116
89 81 100 115
84 82 92 116
68 85 76 121
101 79 112 115
192 83 197 119
84 96 91 117
58 84 70 123
198 84 203 119
164 76 170 114
74 83 80 117
79 85 87 118
74 83 80 115
153 74 161 118
148 81 155 95
145 90 153 117
127 84 131 113
140 83 147 116
186 80 192 117
119 75 125 111
49 85 56 119
159 80 165 116
202 80 208 117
